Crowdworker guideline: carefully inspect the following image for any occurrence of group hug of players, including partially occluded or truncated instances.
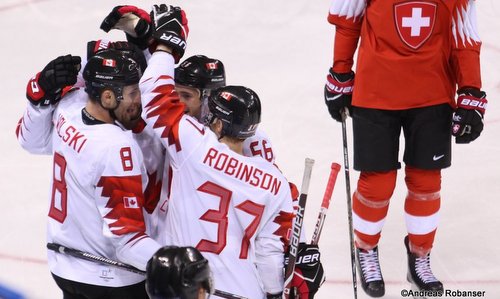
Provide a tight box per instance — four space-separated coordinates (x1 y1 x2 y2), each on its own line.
17 0 488 299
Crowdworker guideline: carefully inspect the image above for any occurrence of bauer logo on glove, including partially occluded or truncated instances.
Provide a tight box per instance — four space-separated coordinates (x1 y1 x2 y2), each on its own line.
159 33 186 50
293 248 320 266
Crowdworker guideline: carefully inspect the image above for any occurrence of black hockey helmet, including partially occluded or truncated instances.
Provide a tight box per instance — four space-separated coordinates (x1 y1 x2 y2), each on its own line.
146 246 213 299
206 85 261 139
86 40 147 74
175 55 226 90
83 48 142 102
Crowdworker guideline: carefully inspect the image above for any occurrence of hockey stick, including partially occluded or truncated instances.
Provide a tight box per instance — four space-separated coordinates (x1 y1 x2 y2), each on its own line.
47 242 144 274
47 243 248 299
311 162 341 245
283 158 315 299
341 111 358 299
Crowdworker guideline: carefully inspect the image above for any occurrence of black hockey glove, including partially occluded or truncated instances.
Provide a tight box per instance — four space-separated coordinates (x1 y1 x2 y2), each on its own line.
86 40 147 73
285 243 325 299
100 5 152 50
150 4 189 63
26 55 81 106
452 88 487 144
324 68 354 122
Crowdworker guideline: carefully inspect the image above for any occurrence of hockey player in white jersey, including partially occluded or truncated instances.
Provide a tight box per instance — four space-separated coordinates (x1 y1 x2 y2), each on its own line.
174 54 276 164
171 44 325 299
100 4 277 165
19 39 168 240
134 5 295 298
99 4 324 297
16 49 161 299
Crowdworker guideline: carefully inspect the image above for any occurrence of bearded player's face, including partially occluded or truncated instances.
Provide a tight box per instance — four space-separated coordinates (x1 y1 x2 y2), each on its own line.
114 84 142 129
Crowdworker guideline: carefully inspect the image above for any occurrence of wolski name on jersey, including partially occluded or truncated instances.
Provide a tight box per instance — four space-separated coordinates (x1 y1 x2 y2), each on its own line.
203 147 282 195
55 114 88 153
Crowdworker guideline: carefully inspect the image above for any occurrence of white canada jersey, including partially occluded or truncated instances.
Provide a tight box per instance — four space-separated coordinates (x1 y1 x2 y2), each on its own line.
243 128 275 164
16 90 161 287
140 52 295 298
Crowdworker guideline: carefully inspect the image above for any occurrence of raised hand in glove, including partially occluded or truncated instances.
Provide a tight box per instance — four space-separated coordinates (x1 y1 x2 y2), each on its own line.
26 55 81 106
150 4 189 63
286 243 325 299
452 88 488 144
324 68 354 122
100 5 152 50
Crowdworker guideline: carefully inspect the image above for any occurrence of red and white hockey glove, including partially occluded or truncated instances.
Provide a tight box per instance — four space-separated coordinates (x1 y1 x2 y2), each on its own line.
100 5 152 50
452 88 488 144
26 55 81 106
285 243 325 299
150 4 189 63
324 68 354 122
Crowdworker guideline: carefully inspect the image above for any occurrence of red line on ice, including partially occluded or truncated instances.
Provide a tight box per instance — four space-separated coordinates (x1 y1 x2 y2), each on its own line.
0 253 46 265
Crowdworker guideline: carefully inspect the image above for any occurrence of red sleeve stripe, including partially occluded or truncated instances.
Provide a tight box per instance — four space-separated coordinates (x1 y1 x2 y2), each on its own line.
126 232 148 245
145 84 184 151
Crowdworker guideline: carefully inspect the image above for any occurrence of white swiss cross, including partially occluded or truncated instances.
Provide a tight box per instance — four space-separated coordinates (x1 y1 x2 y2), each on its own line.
402 7 430 37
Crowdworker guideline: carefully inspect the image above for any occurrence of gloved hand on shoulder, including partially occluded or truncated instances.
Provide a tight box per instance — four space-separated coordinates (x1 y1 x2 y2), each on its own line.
26 55 81 106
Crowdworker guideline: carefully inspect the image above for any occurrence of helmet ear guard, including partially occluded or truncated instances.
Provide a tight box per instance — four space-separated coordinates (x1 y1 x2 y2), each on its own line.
200 94 213 125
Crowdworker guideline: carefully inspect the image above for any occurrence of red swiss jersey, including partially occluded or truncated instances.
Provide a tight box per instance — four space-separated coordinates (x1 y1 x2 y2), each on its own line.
328 0 482 110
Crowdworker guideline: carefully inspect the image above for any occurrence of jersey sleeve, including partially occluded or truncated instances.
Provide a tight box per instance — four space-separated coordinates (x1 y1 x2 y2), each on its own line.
140 51 201 168
94 142 161 270
16 104 54 155
133 123 166 215
254 180 294 294
140 51 183 147
450 0 482 90
327 0 365 72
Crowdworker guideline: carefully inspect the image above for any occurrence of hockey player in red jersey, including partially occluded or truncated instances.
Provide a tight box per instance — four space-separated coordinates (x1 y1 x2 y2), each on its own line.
17 49 162 299
324 0 487 297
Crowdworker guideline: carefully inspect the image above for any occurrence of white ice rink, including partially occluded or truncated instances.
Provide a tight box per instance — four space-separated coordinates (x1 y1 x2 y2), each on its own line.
1 0 499 298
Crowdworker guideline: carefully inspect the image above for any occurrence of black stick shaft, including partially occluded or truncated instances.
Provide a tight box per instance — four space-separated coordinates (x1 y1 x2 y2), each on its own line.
47 243 248 299
283 158 314 298
341 113 358 299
